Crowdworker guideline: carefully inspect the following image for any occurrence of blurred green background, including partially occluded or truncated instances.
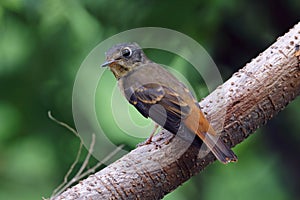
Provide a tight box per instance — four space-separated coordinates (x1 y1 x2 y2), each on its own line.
0 0 300 199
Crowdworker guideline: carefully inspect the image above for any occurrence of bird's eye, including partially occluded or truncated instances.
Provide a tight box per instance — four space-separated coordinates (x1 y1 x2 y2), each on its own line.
121 47 132 58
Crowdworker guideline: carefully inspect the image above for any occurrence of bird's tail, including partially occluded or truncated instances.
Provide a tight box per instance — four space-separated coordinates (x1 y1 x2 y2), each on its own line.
183 104 238 164
200 132 238 164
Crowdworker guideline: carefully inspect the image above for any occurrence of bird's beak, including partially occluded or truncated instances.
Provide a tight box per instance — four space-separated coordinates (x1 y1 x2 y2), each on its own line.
101 60 115 67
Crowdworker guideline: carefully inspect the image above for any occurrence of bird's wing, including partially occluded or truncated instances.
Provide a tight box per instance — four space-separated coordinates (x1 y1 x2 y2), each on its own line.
124 83 191 133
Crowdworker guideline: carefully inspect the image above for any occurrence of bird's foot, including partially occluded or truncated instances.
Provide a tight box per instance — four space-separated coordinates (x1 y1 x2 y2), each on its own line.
137 124 160 147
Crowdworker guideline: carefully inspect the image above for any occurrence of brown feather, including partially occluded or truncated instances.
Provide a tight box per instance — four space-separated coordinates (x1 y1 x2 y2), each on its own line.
103 42 238 164
184 104 237 163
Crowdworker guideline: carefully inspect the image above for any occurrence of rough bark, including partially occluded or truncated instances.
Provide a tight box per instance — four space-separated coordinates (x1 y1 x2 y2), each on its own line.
53 22 300 200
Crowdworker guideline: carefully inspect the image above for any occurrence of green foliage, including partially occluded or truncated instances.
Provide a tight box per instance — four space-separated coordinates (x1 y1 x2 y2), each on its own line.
0 0 299 199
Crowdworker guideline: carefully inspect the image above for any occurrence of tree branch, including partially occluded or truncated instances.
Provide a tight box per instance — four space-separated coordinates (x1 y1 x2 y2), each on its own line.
53 22 300 200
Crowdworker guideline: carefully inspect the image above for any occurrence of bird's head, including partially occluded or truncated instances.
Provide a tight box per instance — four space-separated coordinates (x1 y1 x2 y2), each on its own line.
101 42 149 79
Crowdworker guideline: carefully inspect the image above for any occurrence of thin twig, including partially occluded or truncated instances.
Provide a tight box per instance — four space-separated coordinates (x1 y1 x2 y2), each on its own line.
51 142 83 197
48 111 84 197
51 134 96 199
48 111 80 138
77 144 125 180
74 134 96 178
47 112 125 199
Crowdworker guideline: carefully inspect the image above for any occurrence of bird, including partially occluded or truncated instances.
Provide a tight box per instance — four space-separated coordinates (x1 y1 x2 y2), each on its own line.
101 42 237 164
